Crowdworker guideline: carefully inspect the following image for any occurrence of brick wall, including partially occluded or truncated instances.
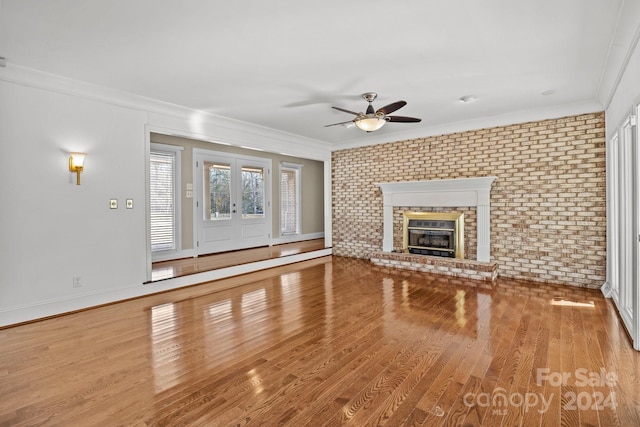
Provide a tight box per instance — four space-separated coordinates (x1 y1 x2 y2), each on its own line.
332 112 606 288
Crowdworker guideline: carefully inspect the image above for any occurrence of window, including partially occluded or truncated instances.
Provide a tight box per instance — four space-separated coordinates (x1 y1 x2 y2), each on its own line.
203 162 231 220
242 166 265 218
280 163 301 235
202 163 266 220
150 143 182 255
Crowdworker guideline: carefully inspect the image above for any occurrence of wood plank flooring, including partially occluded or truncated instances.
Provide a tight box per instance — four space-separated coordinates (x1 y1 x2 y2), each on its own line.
1 256 639 426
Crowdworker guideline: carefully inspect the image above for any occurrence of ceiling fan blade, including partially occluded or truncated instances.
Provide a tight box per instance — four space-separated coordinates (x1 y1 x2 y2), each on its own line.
331 106 361 116
377 100 407 115
325 120 355 127
387 115 422 123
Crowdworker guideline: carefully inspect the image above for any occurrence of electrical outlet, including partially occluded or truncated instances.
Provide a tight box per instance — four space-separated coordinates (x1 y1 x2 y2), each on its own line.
110 199 118 209
73 276 82 288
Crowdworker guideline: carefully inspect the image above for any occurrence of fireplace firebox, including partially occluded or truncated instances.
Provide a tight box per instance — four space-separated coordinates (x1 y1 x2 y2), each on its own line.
402 212 464 258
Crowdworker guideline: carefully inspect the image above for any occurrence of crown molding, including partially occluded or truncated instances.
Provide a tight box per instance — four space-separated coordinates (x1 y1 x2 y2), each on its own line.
596 1 640 109
331 99 604 151
0 64 331 161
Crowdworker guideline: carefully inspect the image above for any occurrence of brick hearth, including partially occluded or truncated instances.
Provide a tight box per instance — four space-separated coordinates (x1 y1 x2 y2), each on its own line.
370 251 498 287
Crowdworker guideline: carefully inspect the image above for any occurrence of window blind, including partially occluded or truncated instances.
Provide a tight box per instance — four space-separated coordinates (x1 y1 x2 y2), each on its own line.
150 150 176 251
280 167 298 235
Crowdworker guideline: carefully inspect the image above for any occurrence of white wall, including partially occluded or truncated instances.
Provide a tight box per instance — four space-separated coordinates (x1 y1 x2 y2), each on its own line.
0 66 332 326
0 80 149 321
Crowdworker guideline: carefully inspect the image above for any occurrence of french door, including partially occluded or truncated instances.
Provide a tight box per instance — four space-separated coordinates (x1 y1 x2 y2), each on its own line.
607 109 639 351
194 149 271 255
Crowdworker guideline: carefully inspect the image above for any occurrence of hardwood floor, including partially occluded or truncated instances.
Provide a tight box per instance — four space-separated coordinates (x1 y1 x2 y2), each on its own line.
1 256 639 426
151 239 327 281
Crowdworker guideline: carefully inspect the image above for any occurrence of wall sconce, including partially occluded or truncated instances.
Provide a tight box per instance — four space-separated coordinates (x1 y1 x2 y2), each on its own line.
68 152 86 185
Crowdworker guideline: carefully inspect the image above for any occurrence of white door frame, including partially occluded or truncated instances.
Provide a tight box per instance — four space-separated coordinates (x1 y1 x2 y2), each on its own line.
605 108 639 351
193 148 272 256
634 106 640 351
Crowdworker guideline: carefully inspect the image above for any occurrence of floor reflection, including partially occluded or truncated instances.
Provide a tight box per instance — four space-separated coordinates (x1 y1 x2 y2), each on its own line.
150 303 181 393
375 270 487 340
151 266 176 281
455 289 467 327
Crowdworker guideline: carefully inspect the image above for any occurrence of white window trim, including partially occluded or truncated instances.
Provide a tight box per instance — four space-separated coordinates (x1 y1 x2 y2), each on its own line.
280 162 302 236
150 143 183 262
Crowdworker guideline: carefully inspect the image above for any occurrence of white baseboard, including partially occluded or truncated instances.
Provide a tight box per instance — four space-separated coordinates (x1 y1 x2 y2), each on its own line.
271 232 324 246
600 281 613 298
152 248 196 262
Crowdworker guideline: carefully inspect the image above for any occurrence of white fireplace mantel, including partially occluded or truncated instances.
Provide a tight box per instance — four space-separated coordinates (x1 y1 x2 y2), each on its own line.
377 176 497 262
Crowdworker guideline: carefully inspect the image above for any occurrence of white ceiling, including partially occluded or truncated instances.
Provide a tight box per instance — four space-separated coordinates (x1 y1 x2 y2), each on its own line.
0 0 633 149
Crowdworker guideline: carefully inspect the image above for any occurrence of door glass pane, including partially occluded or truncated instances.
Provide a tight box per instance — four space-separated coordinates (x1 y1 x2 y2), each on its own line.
241 166 265 218
204 161 231 220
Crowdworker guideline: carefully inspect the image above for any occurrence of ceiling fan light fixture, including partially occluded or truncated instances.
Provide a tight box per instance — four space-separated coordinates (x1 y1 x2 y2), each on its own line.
326 92 420 131
355 116 386 132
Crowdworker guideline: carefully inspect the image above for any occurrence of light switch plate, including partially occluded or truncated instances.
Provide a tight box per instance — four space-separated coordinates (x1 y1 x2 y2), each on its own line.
126 199 134 209
186 183 193 191
110 199 118 209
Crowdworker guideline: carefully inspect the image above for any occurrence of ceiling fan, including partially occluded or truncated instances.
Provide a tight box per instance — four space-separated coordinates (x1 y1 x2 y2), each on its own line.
325 92 421 132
